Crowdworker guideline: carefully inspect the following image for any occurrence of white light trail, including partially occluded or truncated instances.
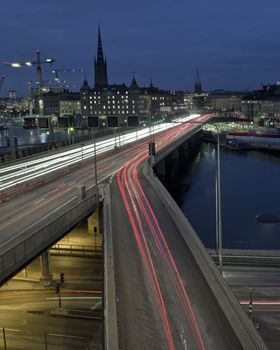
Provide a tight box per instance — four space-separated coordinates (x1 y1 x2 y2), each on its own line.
0 114 201 192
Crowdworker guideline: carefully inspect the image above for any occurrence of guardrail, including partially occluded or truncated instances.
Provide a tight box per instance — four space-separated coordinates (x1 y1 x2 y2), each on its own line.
0 327 102 350
50 243 102 257
143 163 267 350
0 192 98 286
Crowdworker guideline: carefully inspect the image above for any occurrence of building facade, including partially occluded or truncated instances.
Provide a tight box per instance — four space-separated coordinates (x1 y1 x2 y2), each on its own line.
80 27 185 125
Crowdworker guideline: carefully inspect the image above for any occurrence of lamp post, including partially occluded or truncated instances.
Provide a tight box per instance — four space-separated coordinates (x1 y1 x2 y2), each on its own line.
213 124 223 272
93 127 98 201
80 143 84 161
256 212 280 224
148 114 155 166
170 118 223 272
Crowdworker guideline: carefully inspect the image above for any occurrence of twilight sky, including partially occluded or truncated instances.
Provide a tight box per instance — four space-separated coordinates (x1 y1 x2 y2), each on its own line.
1 0 280 96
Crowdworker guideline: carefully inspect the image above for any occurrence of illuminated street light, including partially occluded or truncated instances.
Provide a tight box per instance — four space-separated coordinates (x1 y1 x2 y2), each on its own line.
256 212 280 224
11 63 22 68
169 116 223 272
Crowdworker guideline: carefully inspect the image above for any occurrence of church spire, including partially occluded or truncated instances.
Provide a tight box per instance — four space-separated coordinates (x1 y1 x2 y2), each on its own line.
97 25 105 63
94 25 108 88
194 66 202 93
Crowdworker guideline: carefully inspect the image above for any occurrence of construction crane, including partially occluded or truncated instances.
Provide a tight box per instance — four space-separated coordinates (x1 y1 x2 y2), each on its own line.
3 50 55 115
3 49 54 91
47 68 86 89
50 68 86 81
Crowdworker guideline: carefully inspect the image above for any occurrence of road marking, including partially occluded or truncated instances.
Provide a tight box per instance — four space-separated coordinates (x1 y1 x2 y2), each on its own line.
33 197 45 205
180 326 188 350
240 300 280 305
48 333 85 339
5 328 22 333
68 181 77 186
90 300 102 310
62 289 102 294
46 296 102 301
0 195 76 246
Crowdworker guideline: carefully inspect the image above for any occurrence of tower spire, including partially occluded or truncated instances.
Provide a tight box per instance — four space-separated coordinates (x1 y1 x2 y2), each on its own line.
94 25 108 88
194 65 202 93
97 25 104 63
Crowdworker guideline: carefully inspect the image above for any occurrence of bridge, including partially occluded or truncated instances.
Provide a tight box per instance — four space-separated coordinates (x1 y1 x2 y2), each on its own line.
0 115 267 349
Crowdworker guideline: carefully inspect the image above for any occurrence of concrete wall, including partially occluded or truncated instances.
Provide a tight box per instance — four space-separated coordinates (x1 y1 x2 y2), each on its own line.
0 192 98 285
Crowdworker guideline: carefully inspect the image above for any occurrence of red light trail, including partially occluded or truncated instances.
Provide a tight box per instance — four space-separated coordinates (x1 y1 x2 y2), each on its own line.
116 117 208 349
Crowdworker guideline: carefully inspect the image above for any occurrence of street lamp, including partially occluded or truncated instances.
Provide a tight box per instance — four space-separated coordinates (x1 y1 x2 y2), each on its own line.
164 118 223 272
148 114 155 166
213 123 223 273
256 212 280 224
80 143 84 161
192 121 223 272
93 127 98 201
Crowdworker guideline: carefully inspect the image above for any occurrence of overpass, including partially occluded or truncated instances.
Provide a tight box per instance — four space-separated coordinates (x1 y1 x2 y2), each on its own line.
0 115 267 349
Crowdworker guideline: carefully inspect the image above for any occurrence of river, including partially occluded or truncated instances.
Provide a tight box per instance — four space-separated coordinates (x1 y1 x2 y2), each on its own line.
0 126 90 148
175 143 280 250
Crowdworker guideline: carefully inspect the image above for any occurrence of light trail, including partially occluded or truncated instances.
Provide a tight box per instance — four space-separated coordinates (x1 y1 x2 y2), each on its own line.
116 115 210 349
0 114 201 192
130 157 206 350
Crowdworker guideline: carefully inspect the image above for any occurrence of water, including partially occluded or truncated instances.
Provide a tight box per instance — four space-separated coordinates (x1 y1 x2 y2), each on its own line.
177 143 280 250
0 126 91 147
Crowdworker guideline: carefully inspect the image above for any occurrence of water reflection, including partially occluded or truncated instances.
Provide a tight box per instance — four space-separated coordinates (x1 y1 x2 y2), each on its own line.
178 143 280 250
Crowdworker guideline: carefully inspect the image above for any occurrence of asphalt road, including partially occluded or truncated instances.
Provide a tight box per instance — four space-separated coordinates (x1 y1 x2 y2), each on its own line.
224 265 280 350
0 116 262 349
0 245 103 350
110 119 247 350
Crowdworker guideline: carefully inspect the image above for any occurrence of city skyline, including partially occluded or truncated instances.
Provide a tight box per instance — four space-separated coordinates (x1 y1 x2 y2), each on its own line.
1 0 280 96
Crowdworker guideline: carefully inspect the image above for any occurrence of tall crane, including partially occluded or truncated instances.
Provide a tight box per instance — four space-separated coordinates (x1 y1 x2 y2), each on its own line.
3 49 54 90
51 68 86 81
3 50 55 115
47 68 86 89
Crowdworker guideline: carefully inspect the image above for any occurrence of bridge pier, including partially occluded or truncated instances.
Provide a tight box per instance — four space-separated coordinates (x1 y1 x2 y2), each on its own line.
40 250 53 285
153 136 201 190
87 208 101 235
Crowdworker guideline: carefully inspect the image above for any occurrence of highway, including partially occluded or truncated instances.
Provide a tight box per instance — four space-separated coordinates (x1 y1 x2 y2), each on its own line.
0 115 202 251
0 114 266 349
110 121 249 349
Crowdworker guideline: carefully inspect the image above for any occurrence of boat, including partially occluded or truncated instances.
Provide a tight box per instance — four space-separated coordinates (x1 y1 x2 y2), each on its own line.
226 130 280 150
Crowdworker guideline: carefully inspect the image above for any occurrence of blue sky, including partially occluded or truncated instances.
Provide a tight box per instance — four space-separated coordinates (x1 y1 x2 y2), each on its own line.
1 0 280 96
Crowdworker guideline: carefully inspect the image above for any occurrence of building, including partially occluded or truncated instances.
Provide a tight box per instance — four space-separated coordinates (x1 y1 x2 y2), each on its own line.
9 90 17 99
193 67 207 108
59 97 81 117
207 90 247 113
80 27 185 125
241 82 280 121
34 87 80 117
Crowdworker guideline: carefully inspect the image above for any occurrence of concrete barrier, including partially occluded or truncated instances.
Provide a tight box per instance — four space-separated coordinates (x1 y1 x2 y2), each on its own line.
103 184 119 350
0 191 98 285
143 163 267 350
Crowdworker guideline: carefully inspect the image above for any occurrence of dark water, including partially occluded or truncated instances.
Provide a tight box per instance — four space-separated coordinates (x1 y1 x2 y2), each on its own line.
177 143 280 250
0 126 91 148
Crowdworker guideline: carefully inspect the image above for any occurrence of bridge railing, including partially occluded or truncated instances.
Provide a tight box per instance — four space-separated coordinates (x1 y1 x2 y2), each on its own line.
143 162 267 349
